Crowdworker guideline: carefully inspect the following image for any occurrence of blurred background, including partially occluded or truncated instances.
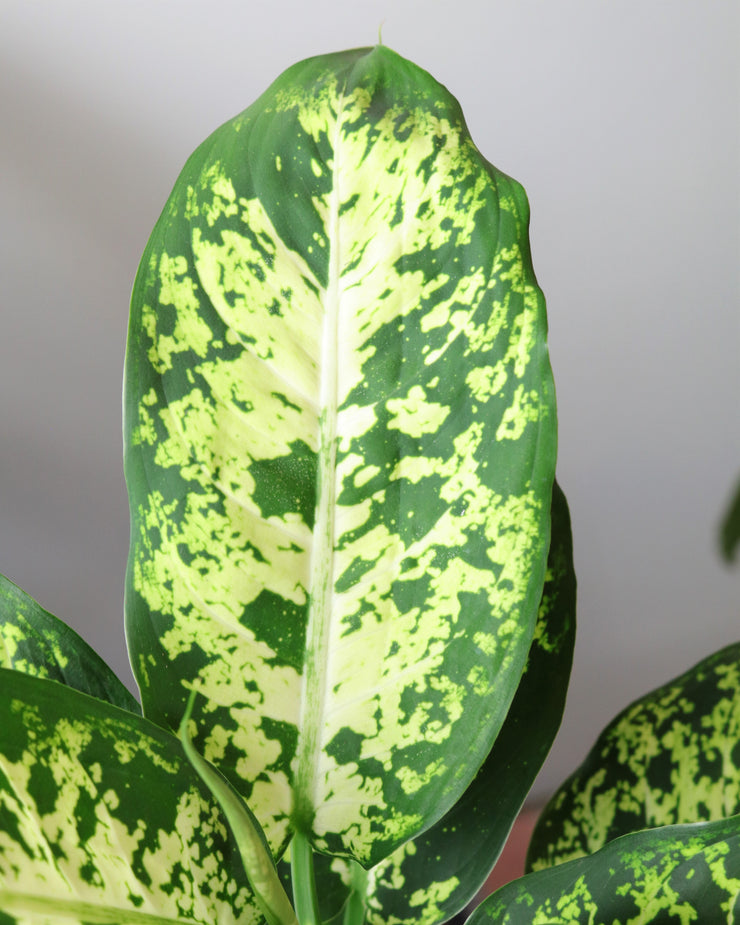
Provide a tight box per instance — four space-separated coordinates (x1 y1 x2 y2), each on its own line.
1 0 738 803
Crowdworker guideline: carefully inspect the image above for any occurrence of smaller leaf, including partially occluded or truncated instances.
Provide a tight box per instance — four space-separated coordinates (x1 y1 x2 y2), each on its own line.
468 815 740 924
0 573 139 713
528 640 740 871
0 669 258 924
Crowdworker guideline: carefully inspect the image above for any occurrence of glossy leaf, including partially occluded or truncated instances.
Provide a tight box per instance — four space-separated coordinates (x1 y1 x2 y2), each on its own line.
124 45 556 866
0 573 139 713
527 641 740 871
469 815 740 924
281 480 575 925
0 669 260 924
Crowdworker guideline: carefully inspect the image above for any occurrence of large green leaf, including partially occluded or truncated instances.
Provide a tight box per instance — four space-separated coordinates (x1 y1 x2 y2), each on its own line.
0 573 139 713
527 641 740 871
279 479 575 925
124 45 557 866
0 669 260 924
469 815 740 924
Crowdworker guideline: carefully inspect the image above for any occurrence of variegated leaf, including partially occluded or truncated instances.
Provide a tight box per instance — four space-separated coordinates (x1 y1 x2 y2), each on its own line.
124 45 557 866
469 815 740 924
287 480 575 925
527 641 740 871
0 669 260 924
0 573 139 713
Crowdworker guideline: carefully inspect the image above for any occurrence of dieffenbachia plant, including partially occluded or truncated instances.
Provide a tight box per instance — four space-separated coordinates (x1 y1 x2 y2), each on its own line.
1 42 739 925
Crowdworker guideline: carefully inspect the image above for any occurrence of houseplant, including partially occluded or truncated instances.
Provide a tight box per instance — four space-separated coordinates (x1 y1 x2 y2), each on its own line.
0 44 738 924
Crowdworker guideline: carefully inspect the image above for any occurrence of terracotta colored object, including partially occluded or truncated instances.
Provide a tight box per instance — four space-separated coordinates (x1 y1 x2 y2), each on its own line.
479 806 541 898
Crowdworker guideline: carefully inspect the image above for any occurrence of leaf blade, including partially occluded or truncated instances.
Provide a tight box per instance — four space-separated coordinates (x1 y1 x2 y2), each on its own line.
470 815 740 924
528 640 740 871
0 574 139 713
125 45 557 866
0 670 258 924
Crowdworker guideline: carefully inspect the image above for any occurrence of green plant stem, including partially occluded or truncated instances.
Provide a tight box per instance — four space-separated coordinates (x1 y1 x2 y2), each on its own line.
342 861 368 925
291 832 322 925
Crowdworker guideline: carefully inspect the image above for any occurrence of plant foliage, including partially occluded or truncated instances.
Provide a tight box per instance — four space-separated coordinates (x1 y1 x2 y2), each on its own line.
0 41 737 925
528 642 740 872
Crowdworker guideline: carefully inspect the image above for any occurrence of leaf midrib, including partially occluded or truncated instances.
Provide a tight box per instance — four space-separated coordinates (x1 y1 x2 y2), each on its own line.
292 85 346 832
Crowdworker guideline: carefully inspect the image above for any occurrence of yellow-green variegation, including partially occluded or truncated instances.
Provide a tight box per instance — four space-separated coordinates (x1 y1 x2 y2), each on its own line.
279 480 575 925
0 668 259 924
124 45 557 867
527 641 740 872
470 815 740 924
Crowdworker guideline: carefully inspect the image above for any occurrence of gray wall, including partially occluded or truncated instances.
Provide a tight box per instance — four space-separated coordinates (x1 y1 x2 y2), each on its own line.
1 0 738 800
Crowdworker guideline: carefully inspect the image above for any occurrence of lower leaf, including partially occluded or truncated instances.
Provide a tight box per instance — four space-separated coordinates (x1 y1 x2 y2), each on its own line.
468 815 740 924
0 670 259 924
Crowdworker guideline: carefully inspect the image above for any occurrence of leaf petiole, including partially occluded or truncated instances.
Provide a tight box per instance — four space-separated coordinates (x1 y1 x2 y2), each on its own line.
179 691 298 925
290 831 322 925
342 860 368 925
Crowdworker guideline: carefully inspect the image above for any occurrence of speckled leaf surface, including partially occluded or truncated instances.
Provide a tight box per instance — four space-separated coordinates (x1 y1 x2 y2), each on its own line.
0 669 259 924
124 45 556 866
469 815 740 924
528 641 740 872
279 480 575 925
0 573 139 714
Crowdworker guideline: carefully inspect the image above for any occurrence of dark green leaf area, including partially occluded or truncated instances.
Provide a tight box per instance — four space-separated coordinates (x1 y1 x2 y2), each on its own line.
249 439 316 526
0 574 139 713
528 640 740 872
325 726 365 766
471 816 740 925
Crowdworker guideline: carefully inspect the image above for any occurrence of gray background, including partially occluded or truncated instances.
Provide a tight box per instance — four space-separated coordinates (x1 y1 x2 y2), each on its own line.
1 0 738 801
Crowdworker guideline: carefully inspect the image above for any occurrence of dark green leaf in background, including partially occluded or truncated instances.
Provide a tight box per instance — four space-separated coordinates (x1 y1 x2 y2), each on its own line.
0 573 139 714
528 641 740 871
124 45 557 866
720 473 740 563
469 815 740 924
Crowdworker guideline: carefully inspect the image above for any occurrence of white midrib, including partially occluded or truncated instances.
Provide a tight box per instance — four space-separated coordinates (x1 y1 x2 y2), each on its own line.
292 92 345 832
